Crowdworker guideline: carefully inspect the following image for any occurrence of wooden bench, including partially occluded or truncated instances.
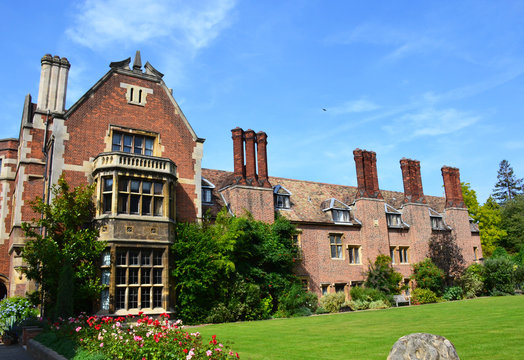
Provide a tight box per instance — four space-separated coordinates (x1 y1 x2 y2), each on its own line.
393 294 411 307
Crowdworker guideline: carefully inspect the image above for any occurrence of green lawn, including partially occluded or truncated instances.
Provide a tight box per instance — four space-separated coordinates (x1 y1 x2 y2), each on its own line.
192 296 524 359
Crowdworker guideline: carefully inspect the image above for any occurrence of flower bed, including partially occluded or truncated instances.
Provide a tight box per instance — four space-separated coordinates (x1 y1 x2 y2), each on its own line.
39 313 239 359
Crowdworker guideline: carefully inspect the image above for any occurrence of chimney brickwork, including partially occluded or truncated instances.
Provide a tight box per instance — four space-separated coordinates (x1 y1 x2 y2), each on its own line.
353 149 382 199
37 54 70 113
256 131 271 188
231 127 246 184
400 158 426 204
441 166 465 208
244 129 257 185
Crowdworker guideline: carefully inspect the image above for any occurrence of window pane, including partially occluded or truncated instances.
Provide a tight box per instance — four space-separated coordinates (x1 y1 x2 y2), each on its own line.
130 195 140 214
154 182 163 195
116 252 126 265
103 194 112 213
116 268 126 285
141 287 151 308
129 269 139 284
203 189 212 203
116 288 126 310
101 251 111 266
337 245 342 258
112 133 122 151
141 269 151 284
101 289 109 310
153 251 163 265
142 181 152 194
154 198 163 216
134 136 143 154
331 245 337 258
101 270 110 285
128 288 138 308
145 138 154 155
142 196 152 215
141 251 151 266
153 269 163 284
130 180 140 193
119 179 129 192
123 135 132 153
153 288 162 308
104 177 113 191
118 194 128 213
129 251 139 265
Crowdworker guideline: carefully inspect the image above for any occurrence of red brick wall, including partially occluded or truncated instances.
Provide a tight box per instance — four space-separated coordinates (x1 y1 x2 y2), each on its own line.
63 72 199 222
221 185 274 223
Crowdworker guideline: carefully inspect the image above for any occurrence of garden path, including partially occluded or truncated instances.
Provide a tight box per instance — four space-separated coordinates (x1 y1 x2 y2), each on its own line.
0 343 35 359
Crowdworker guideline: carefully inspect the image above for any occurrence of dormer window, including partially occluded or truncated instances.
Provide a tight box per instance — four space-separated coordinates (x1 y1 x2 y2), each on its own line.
202 178 215 205
273 185 292 209
322 198 360 225
385 204 407 229
332 209 350 223
429 208 449 231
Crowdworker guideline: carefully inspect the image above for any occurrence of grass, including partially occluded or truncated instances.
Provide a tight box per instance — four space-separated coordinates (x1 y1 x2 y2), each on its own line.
193 296 524 360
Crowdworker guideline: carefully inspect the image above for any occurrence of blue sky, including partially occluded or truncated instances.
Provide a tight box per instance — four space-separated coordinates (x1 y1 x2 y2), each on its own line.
2 0 523 203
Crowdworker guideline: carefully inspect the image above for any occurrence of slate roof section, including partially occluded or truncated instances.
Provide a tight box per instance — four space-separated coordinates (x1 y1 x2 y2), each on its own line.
201 168 447 223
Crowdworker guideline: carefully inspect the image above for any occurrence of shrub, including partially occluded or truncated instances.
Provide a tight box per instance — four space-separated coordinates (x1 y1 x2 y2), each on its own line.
368 300 390 310
365 255 403 295
443 286 464 301
484 257 515 295
348 299 369 311
411 288 439 304
350 286 389 303
276 283 318 318
319 292 345 313
315 306 328 314
0 296 38 339
412 258 445 295
457 263 485 298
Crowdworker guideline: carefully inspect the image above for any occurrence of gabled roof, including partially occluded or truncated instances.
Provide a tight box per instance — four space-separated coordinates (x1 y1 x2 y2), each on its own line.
201 168 447 224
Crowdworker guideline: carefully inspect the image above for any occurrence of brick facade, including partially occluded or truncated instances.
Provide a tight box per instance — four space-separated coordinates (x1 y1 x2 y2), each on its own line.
0 53 483 310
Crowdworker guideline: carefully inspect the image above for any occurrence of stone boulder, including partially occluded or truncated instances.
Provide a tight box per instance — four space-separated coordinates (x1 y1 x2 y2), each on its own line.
387 333 460 360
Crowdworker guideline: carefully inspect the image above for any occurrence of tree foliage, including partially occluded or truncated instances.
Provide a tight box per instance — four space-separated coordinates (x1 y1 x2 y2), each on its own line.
428 232 465 284
21 177 105 316
364 254 403 295
492 159 523 204
172 209 303 324
500 194 524 252
461 183 506 257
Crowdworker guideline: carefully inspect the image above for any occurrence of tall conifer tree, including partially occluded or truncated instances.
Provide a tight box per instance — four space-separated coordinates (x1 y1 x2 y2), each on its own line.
492 160 523 204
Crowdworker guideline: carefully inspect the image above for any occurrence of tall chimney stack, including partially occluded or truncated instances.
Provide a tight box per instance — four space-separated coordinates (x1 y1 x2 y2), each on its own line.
231 127 246 184
400 158 426 204
441 166 465 208
37 54 70 113
244 129 257 185
353 149 382 199
256 131 271 188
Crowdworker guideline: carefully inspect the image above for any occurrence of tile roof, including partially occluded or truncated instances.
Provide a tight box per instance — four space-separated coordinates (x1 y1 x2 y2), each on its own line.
201 168 447 223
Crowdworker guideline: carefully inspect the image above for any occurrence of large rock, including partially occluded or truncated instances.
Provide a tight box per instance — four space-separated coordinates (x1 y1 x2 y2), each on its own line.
387 333 460 360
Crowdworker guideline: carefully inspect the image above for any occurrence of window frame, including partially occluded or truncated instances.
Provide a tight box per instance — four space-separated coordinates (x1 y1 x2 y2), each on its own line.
398 247 409 264
329 234 343 259
117 177 164 217
111 130 155 156
347 245 361 264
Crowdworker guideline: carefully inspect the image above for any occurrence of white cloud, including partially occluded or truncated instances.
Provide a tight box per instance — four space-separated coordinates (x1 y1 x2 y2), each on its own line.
384 107 480 138
329 99 380 115
66 0 236 52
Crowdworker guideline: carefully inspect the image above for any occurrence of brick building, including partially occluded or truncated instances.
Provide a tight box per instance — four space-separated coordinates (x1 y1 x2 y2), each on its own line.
0 53 481 312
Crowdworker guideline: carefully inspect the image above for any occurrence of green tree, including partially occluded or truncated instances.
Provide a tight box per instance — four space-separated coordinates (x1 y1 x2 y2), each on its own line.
500 194 524 252
172 209 301 324
492 160 523 204
21 177 105 316
461 183 505 256
364 255 403 295
412 258 445 295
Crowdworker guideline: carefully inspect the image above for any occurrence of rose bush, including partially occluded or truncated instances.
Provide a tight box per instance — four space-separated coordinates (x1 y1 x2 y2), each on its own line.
40 312 238 359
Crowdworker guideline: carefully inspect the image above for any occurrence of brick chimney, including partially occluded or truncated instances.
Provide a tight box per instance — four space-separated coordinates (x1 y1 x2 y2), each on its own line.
231 127 246 184
353 149 382 199
244 129 257 185
441 166 465 208
256 131 271 188
400 158 426 204
37 54 70 113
